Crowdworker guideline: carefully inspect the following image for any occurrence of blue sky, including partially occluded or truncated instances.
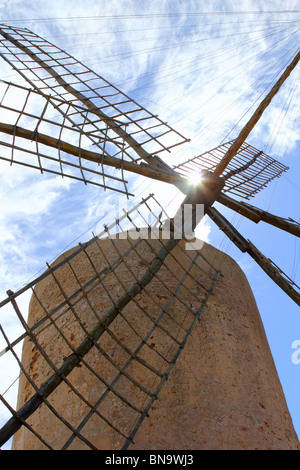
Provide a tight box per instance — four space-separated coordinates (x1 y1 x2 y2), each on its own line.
0 0 299 449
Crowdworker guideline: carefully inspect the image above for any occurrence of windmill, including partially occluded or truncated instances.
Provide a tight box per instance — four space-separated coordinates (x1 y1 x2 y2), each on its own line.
0 23 299 450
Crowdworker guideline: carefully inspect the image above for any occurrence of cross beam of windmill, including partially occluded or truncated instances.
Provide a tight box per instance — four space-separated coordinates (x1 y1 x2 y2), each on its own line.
0 23 299 450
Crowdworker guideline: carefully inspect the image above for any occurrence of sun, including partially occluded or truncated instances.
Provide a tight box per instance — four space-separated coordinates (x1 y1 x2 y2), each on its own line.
187 171 203 186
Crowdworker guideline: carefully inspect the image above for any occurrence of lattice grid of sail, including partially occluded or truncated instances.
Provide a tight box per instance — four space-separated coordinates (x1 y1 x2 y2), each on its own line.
0 24 189 167
0 194 220 450
174 140 289 199
0 80 135 195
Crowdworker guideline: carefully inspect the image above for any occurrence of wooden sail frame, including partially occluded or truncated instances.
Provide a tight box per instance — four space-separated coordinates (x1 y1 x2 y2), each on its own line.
0 80 184 195
0 194 221 449
173 140 289 199
0 24 189 166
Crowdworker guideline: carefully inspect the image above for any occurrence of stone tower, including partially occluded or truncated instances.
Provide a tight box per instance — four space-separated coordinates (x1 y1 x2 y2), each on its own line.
12 235 300 450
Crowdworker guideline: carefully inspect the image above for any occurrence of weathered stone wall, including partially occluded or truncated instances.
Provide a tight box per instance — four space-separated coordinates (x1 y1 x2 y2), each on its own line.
12 236 300 450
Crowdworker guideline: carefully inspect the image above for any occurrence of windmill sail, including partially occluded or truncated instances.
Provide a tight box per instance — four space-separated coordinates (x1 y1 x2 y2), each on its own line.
0 81 134 195
0 24 189 195
174 140 289 200
0 194 220 449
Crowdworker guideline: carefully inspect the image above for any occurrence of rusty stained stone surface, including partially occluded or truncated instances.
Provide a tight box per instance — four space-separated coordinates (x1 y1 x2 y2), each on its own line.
12 236 300 450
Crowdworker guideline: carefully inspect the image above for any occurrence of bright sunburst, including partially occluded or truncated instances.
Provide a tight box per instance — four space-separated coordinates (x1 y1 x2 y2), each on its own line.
187 171 203 186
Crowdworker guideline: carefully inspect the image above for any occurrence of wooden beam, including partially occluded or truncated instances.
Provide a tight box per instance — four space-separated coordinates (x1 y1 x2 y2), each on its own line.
0 122 184 187
213 50 300 177
218 193 300 237
207 206 300 306
246 240 300 306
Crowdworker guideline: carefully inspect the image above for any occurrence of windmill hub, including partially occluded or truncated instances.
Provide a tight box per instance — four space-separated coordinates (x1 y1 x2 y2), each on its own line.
187 170 204 186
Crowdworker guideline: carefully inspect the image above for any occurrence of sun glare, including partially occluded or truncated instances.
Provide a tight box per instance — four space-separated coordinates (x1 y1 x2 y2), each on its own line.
188 172 203 186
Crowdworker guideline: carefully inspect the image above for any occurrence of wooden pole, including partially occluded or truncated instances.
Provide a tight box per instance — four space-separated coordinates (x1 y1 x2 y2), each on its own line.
0 122 183 187
207 206 300 306
213 50 300 177
218 193 300 238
